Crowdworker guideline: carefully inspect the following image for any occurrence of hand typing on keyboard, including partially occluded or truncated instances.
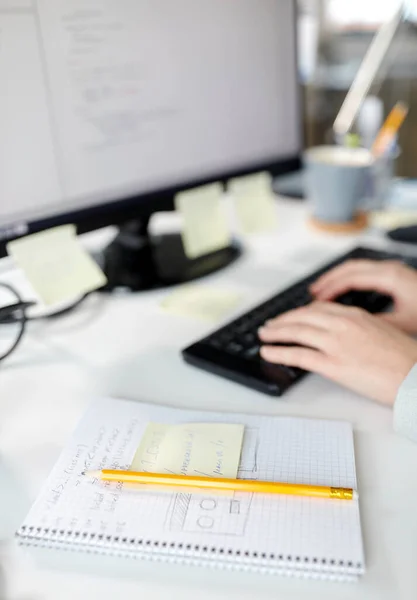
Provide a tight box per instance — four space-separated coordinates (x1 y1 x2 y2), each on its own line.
259 258 417 406
311 259 417 335
183 248 417 397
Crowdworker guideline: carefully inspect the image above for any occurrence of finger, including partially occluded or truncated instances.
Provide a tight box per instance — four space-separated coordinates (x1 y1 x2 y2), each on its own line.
311 260 405 301
258 323 331 352
310 260 377 294
377 312 410 332
265 301 355 328
260 345 329 375
313 272 395 301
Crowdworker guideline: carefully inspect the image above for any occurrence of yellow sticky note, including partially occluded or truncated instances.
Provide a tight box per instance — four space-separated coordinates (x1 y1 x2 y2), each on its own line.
370 210 417 230
161 285 242 321
229 172 278 234
175 183 231 259
6 225 107 306
131 422 244 479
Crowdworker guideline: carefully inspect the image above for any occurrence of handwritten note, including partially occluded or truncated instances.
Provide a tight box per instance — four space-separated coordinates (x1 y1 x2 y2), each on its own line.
7 225 107 305
131 422 245 479
229 171 278 234
160 285 242 322
175 183 231 259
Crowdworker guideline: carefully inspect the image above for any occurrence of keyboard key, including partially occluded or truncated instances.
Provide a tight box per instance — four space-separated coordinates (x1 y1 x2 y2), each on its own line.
240 332 257 346
337 293 354 306
218 330 234 343
283 366 299 380
226 342 244 355
252 309 269 321
367 291 384 305
207 337 222 349
288 366 304 378
268 364 300 380
267 299 286 314
248 317 265 330
244 345 260 360
292 297 308 308
234 320 251 334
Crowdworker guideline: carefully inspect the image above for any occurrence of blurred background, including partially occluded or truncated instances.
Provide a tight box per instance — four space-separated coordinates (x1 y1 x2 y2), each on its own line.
298 0 417 176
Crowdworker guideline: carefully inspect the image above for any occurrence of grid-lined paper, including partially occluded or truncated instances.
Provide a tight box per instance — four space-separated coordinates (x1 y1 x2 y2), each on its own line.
17 398 365 580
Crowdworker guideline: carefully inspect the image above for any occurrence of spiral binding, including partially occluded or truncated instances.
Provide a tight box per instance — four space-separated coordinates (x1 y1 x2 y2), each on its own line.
15 524 364 581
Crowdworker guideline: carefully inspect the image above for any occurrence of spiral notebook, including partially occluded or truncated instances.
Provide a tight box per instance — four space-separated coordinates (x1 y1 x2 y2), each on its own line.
16 397 365 582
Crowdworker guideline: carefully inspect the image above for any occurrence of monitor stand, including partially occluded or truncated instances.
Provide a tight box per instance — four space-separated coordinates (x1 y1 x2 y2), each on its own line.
101 217 242 291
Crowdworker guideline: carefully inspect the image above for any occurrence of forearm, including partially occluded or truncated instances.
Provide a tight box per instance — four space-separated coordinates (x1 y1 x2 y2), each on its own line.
394 364 417 443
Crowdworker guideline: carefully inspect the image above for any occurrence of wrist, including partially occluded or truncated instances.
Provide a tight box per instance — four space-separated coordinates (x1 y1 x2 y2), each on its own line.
384 355 417 407
393 363 417 442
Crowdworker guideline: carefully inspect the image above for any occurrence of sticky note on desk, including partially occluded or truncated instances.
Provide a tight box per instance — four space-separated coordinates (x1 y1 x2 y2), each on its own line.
6 225 107 306
175 183 231 259
370 209 417 230
131 422 244 479
229 171 278 234
161 285 242 322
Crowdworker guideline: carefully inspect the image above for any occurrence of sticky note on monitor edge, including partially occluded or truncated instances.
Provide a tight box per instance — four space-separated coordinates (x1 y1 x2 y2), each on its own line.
229 171 278 234
175 183 231 259
131 422 245 480
6 225 107 306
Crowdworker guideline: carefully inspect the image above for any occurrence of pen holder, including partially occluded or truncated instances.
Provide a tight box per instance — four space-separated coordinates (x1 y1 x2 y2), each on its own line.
367 148 400 211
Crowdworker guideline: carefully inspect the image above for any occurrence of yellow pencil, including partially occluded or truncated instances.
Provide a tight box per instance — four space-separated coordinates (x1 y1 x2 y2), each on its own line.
85 470 356 501
372 101 408 157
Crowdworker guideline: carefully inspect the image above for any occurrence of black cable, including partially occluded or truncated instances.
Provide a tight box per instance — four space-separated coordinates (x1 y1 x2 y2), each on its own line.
0 282 28 363
0 285 91 362
27 292 91 321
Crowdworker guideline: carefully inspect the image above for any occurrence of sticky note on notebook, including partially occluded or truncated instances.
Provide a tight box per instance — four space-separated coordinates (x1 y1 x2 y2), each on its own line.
7 225 107 306
229 172 278 234
131 422 244 479
161 285 242 321
175 183 231 259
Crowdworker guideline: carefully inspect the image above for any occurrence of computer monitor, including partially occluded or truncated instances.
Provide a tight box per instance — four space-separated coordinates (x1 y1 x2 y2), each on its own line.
0 0 301 290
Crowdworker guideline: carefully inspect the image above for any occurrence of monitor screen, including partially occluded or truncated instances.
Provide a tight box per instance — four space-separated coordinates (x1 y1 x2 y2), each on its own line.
0 0 300 241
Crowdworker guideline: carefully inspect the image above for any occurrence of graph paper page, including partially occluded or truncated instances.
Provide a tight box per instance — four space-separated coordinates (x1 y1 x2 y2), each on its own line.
18 398 364 574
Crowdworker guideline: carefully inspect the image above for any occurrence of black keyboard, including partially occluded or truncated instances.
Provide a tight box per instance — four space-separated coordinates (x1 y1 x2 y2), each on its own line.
182 246 417 396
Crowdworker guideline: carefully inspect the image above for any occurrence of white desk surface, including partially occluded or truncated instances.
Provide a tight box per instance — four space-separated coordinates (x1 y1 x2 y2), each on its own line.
1 199 417 600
